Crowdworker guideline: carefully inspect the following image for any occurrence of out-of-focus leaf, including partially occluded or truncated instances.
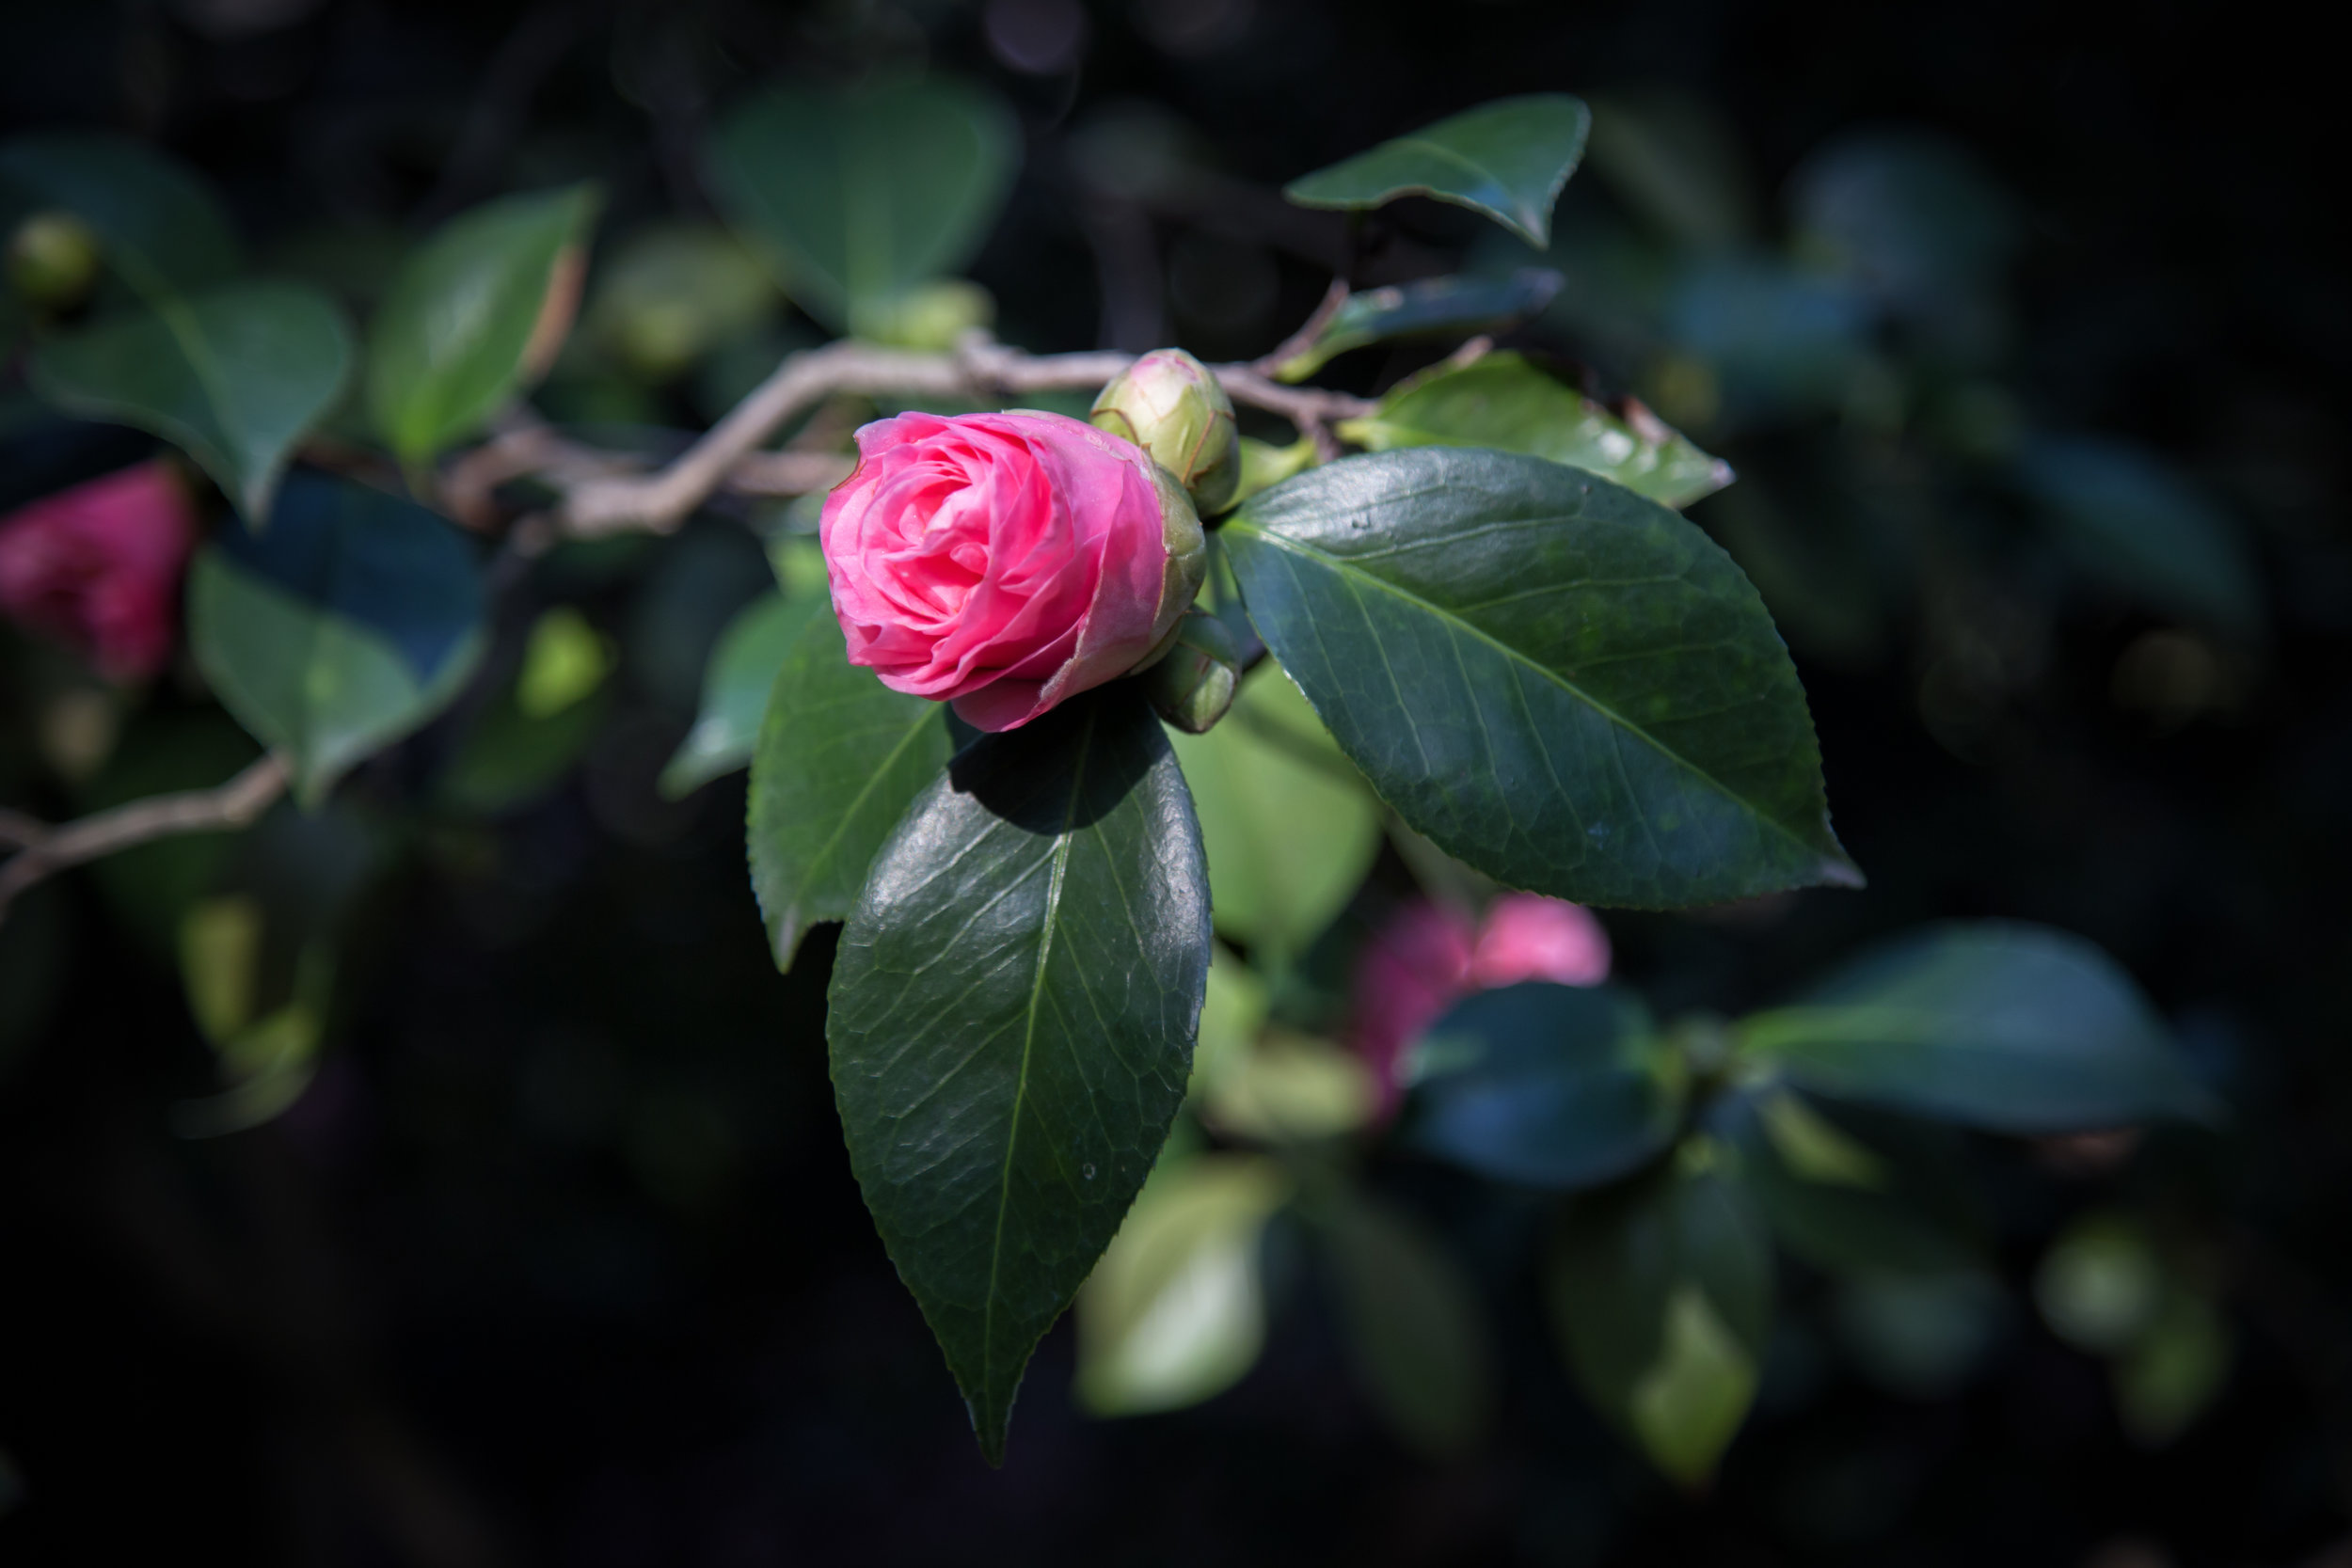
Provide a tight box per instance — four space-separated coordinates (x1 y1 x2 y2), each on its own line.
746 613 953 970
1202 1031 1376 1143
2115 1293 2231 1446
1189 943 1268 1097
1402 982 1679 1189
2017 437 2265 638
368 184 599 467
705 77 1017 333
2035 1213 2164 1355
1788 130 2019 311
0 132 240 294
30 282 354 523
1665 258 1866 415
1077 1156 1290 1417
1319 1194 1495 1459
585 222 778 381
1338 352 1731 508
1728 1090 1984 1275
171 920 330 1140
1584 91 1755 249
1831 1269 2008 1398
438 686 606 816
189 471 487 805
1739 922 2216 1132
826 687 1211 1465
1284 95 1593 248
1546 1156 1772 1484
661 591 819 798
1224 448 1858 909
514 607 613 720
1167 662 1379 961
1270 271 1563 382
77 714 262 956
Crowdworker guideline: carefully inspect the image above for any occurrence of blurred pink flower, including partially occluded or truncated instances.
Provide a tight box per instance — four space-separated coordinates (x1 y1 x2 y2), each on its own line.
1470 894 1613 990
0 461 196 682
1348 894 1612 1115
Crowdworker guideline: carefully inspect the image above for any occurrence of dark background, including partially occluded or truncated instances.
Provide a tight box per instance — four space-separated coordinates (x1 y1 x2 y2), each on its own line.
2 1 2348 1563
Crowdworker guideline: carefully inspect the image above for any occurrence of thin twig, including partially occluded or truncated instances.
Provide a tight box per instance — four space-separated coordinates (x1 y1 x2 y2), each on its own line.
0 753 290 923
555 336 1377 537
0 805 48 848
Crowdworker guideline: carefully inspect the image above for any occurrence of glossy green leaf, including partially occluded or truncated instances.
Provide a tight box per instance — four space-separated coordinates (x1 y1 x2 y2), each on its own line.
1319 1194 1495 1459
1337 352 1732 509
2017 438 2265 638
1738 922 2216 1132
189 471 487 804
827 687 1212 1464
1076 1155 1290 1417
1223 448 1857 909
745 613 954 970
1546 1157 1772 1484
367 184 598 467
1403 982 1680 1189
660 590 820 798
0 132 240 294
1270 271 1562 382
705 77 1018 332
1167 662 1380 960
1284 94 1592 248
30 282 354 522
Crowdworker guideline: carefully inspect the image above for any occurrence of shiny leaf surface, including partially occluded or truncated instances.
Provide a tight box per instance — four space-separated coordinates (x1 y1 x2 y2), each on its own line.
1284 94 1593 247
745 613 954 970
1270 271 1562 382
1337 351 1733 509
827 687 1212 1464
1223 448 1857 909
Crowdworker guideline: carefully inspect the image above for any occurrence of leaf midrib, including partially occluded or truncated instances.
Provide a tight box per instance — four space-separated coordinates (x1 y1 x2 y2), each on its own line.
781 705 942 932
979 703 1095 1407
1225 518 1824 863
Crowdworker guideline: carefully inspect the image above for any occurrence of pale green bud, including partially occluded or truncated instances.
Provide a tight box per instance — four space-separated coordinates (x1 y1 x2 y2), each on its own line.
8 211 101 310
1132 463 1209 674
1141 609 1244 734
1090 348 1240 515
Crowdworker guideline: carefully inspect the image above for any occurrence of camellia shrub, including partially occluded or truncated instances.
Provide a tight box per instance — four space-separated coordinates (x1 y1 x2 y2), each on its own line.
0 84 2217 1475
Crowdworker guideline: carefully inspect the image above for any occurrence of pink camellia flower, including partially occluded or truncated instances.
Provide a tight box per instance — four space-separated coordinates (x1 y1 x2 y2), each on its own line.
1348 894 1613 1115
820 409 1205 733
0 460 196 682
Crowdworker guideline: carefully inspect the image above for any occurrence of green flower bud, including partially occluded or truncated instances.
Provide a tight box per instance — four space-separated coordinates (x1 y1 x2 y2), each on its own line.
1141 610 1244 734
1131 463 1208 674
7 211 102 310
1091 348 1240 515
854 279 996 350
